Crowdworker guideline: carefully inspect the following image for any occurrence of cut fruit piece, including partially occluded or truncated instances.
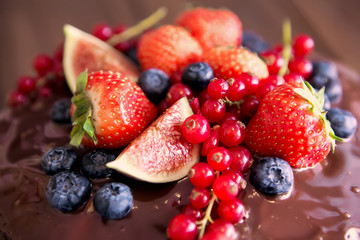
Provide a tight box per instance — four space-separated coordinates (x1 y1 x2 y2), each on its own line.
107 97 200 183
63 24 139 93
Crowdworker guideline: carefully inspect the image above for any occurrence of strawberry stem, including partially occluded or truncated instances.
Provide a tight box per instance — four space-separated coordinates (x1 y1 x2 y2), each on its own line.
278 19 292 76
107 7 167 46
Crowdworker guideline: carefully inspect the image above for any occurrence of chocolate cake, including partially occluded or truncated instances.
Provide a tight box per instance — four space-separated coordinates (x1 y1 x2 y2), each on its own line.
1 6 360 240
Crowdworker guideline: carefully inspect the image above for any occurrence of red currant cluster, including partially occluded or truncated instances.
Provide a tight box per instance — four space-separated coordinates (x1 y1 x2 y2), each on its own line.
8 44 65 107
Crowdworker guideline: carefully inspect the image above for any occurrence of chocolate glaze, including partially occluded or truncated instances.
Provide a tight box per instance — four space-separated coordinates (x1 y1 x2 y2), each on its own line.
1 62 360 240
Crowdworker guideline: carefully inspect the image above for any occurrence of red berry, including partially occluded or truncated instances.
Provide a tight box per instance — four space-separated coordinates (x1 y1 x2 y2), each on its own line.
218 199 246 223
236 73 259 95
241 95 259 117
206 219 237 240
33 54 54 77
170 69 183 85
188 162 215 188
54 41 64 61
17 76 36 95
112 24 127 34
261 50 284 75
207 147 232 171
207 78 229 99
201 99 226 123
255 81 276 101
219 120 246 147
228 146 252 174
189 98 201 115
157 99 170 115
167 214 197 240
189 188 211 209
166 83 194 105
37 86 52 99
92 23 113 41
182 114 210 144
7 91 28 107
182 204 204 221
283 73 303 87
263 74 285 86
227 78 246 101
288 57 313 79
293 34 315 57
198 88 211 105
201 126 220 156
222 170 246 188
216 112 238 126
212 175 239 201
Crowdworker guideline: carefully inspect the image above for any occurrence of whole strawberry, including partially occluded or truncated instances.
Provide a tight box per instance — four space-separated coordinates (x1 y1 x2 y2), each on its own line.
245 81 340 168
137 25 203 77
70 70 157 149
175 7 242 50
203 46 269 80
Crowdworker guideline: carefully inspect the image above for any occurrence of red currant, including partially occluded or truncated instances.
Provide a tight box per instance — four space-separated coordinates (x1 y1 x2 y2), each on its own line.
198 89 211 105
112 24 132 52
91 23 113 41
166 83 194 105
227 78 246 101
53 41 64 61
188 162 215 188
293 34 315 57
212 175 239 201
218 199 246 223
216 112 238 126
189 98 201 115
170 69 183 85
157 99 170 115
236 73 259 95
263 74 285 86
283 73 303 87
222 170 246 188
167 214 197 240
201 99 226 123
7 91 28 107
189 188 211 209
207 78 229 99
17 76 36 95
37 86 52 99
33 54 54 77
182 114 210 144
228 146 252 174
201 126 220 156
288 57 313 79
241 95 259 117
255 81 276 101
182 204 204 221
219 120 246 147
207 147 232 171
261 50 284 75
206 219 237 240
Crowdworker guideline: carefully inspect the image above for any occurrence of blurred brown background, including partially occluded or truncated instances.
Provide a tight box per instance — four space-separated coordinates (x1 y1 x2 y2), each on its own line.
1 0 360 109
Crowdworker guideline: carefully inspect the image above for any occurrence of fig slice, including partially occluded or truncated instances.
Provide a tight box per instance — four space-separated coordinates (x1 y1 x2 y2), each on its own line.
62 24 139 93
106 97 200 183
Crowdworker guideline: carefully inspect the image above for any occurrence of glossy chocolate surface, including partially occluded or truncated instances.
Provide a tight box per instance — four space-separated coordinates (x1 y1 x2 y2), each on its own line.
1 63 359 239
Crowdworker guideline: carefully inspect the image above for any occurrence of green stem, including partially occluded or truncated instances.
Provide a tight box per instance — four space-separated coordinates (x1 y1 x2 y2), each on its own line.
107 7 167 46
278 19 292 77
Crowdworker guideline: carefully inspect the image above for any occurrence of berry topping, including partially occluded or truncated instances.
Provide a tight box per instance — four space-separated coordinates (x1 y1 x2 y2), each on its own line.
182 62 214 90
250 157 294 196
81 149 116 179
46 171 91 212
50 98 72 124
41 146 77 175
327 108 358 139
137 68 171 104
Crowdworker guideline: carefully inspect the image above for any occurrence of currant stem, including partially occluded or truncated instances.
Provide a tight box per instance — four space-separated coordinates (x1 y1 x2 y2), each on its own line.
197 171 220 239
107 7 167 46
278 19 292 77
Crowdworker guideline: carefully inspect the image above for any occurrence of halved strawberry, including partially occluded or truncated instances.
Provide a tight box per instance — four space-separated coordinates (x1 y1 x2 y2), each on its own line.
203 46 269 80
137 25 203 77
70 70 157 149
245 80 341 168
175 7 242 51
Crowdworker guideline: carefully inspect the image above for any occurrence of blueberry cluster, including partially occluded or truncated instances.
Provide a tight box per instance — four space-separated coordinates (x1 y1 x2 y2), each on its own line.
43 147 133 219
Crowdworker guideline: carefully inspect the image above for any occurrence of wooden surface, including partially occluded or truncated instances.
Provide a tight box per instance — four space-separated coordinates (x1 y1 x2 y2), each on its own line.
1 0 360 108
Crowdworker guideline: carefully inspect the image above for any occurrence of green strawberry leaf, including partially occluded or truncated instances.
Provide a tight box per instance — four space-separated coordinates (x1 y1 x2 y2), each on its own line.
70 70 98 148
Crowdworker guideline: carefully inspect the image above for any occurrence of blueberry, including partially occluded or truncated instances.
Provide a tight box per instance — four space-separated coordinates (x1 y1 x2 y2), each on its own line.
93 182 133 220
241 30 270 54
250 157 294 196
138 68 170 104
46 171 91 212
81 149 116 179
182 62 214 90
324 78 343 103
323 93 331 111
311 60 338 80
125 47 139 66
327 107 358 139
41 146 77 175
50 98 72 124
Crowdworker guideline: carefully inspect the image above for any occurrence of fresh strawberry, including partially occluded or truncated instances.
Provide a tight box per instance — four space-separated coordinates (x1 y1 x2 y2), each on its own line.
70 70 157 149
175 7 242 50
203 46 269 80
245 81 341 168
137 25 203 76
